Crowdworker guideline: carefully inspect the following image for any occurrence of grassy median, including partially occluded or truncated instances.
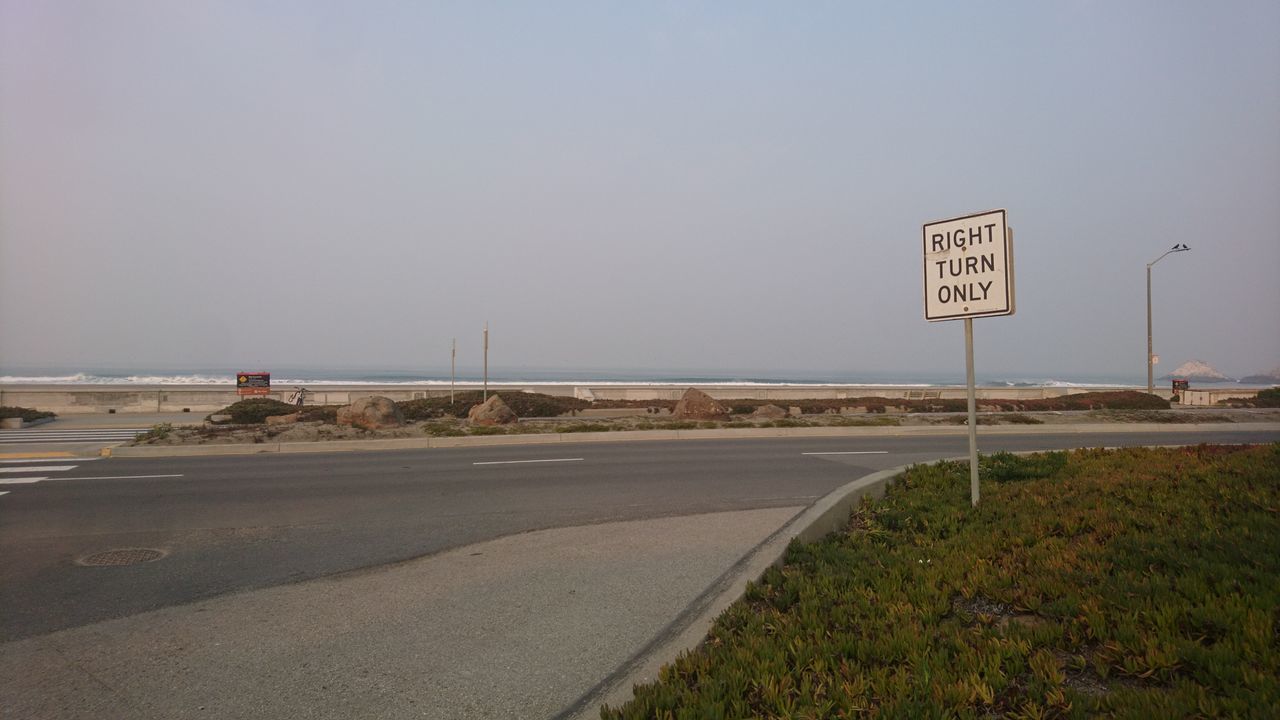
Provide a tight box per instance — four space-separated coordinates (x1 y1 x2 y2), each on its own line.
603 444 1280 719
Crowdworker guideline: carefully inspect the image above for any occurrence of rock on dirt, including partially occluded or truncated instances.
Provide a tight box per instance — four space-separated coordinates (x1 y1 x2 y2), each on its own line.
468 395 519 426
337 396 404 430
750 404 787 420
672 388 731 421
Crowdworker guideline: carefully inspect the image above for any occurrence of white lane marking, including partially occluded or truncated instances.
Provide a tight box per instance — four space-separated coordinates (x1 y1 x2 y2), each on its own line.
47 474 185 481
0 433 145 438
0 458 99 464
801 451 889 456
0 477 49 484
0 491 9 496
0 427 149 432
0 439 140 444
0 466 76 473
473 458 585 466
742 495 821 502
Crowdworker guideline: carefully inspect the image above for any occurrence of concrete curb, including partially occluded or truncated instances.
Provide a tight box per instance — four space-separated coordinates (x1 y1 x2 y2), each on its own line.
563 463 913 719
108 422 1280 458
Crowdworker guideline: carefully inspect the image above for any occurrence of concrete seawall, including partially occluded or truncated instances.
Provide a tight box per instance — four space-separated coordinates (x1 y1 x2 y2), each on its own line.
0 383 1155 415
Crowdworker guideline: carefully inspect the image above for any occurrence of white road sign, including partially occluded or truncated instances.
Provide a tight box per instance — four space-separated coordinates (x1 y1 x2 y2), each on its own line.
923 209 1015 321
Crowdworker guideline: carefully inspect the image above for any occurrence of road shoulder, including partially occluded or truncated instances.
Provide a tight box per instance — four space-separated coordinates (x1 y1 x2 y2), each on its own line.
0 506 802 720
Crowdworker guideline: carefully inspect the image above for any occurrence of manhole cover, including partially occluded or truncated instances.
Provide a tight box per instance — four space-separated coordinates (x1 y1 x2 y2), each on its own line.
77 548 166 567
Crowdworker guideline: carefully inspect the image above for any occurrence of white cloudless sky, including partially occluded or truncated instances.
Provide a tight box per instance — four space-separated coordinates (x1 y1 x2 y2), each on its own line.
2 1 1277 381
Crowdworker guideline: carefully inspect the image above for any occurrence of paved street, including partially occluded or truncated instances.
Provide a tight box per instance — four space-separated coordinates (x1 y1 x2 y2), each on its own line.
1 428 1277 718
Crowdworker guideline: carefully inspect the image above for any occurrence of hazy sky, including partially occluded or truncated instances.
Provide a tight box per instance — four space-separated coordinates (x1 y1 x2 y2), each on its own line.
2 1 1278 380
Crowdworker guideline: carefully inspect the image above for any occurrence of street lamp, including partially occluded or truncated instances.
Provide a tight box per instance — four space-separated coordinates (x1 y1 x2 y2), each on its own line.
1147 243 1190 395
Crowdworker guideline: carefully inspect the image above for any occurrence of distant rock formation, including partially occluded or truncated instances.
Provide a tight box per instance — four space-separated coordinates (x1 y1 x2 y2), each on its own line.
1160 360 1232 383
672 388 731 421
337 396 404 429
750 404 788 420
1240 366 1280 384
467 395 518 425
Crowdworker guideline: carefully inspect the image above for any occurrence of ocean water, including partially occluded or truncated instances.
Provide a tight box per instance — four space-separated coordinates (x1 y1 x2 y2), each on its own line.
0 366 1157 388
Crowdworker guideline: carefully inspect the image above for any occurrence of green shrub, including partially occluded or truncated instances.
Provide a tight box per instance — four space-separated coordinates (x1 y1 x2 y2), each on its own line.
296 405 340 423
1223 387 1280 408
467 425 508 435
212 398 299 424
767 418 814 428
996 413 1044 424
421 421 465 437
604 444 1280 718
0 406 55 422
828 416 901 427
135 422 173 442
559 423 611 433
398 391 589 420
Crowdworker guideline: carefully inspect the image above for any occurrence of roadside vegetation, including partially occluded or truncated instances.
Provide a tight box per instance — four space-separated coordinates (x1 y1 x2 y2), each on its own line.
208 391 1173 427
0 406 56 422
134 423 174 442
726 391 1169 415
145 391 1267 446
1219 387 1280 409
603 444 1280 719
398 390 591 421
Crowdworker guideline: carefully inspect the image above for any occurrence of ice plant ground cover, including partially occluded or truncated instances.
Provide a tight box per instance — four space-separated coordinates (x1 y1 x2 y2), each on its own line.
604 444 1280 719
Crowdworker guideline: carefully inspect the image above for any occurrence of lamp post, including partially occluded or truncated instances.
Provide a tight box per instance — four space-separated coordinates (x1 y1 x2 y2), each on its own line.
1147 244 1189 395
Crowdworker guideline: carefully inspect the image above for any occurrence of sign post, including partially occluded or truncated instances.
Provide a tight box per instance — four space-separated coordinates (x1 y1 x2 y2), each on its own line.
923 209 1015 506
236 372 271 397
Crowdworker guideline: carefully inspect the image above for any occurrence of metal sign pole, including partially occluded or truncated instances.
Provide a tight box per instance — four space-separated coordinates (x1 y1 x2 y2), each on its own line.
965 317 979 507
483 323 489 402
922 210 1015 509
451 338 456 405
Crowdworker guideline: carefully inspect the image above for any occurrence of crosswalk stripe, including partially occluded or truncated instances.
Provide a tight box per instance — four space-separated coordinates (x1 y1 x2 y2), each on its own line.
0 465 76 473
0 477 50 484
0 427 146 435
1 457 99 464
0 427 148 431
0 436 142 441
0 430 148 435
0 428 149 445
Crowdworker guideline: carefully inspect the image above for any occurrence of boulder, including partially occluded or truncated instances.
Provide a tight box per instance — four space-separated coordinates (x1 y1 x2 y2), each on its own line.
467 395 518 426
336 395 404 430
266 412 301 426
672 388 730 421
750 404 788 420
788 406 803 417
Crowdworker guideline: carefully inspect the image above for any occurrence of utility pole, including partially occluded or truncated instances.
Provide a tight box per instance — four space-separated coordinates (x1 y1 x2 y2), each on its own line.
1146 244 1190 395
483 322 489 402
451 338 456 405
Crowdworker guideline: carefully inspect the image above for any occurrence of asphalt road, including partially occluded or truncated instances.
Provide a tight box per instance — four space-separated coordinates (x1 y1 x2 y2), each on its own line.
3 428 1277 642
